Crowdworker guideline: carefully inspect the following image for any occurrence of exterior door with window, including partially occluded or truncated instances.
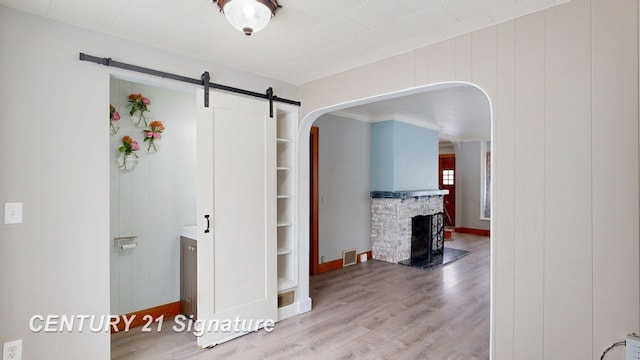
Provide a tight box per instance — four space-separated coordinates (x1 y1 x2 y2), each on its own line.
439 155 456 227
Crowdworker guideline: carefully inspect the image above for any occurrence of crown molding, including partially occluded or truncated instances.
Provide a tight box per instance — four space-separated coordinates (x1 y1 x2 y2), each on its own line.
439 133 461 143
329 110 441 132
329 109 372 123
370 112 440 132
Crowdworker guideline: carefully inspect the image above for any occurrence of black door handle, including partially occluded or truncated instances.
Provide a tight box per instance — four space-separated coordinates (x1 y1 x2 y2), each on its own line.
204 214 210 233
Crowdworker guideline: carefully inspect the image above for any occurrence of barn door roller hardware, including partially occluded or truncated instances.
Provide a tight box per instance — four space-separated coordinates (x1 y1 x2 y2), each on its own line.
79 52 300 116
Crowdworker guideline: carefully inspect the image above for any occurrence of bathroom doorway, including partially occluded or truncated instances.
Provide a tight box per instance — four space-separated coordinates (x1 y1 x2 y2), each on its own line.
109 77 197 330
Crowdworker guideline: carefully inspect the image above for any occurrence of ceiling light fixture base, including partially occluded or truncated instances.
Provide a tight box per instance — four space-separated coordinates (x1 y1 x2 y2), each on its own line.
214 0 280 36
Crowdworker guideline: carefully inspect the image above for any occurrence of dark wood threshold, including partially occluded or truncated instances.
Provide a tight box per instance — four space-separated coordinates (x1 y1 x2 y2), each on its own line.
318 250 373 274
454 227 490 236
111 301 181 333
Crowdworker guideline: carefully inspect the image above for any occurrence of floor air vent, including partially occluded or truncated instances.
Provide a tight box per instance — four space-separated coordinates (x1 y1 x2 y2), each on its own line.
342 248 357 267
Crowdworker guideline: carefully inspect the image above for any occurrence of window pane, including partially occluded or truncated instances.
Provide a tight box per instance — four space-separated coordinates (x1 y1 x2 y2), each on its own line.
442 170 454 185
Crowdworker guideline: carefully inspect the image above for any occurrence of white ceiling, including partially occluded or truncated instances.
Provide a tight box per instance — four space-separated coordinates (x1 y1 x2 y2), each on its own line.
330 83 492 141
1 0 566 86
0 0 566 140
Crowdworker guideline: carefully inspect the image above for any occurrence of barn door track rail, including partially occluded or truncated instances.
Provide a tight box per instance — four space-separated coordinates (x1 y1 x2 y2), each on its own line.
79 52 300 117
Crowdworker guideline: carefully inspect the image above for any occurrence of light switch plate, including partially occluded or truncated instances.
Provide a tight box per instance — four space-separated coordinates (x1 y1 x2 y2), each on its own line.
4 202 23 224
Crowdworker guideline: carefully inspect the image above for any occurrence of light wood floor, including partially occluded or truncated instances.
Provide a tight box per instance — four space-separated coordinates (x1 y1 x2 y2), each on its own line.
111 233 490 360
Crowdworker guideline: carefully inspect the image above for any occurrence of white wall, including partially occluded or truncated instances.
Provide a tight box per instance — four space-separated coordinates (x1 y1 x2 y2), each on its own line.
314 114 371 262
298 0 639 358
457 141 490 231
109 79 196 315
0 6 297 359
439 141 456 155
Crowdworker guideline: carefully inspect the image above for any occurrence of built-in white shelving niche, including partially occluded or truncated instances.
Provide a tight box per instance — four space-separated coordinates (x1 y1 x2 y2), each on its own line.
275 103 298 310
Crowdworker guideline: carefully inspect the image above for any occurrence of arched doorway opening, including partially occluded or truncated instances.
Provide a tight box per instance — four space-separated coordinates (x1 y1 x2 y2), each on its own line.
295 81 494 355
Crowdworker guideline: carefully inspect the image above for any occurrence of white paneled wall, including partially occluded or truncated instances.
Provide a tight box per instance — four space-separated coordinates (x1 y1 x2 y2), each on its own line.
591 0 640 358
471 26 497 100
299 0 639 358
493 19 517 360
513 12 546 359
543 1 592 358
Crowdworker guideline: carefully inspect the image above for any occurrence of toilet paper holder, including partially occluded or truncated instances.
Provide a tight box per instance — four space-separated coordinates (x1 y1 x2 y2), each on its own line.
114 236 138 250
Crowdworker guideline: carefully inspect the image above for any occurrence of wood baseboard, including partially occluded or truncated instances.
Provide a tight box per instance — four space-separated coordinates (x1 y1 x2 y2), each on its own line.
454 227 490 236
318 258 342 273
318 250 373 274
111 301 181 333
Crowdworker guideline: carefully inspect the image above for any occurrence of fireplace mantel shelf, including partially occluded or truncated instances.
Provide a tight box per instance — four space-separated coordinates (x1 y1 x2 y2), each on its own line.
370 189 449 200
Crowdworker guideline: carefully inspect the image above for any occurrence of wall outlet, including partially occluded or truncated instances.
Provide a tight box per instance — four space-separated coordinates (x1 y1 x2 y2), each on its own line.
2 339 22 360
628 334 640 360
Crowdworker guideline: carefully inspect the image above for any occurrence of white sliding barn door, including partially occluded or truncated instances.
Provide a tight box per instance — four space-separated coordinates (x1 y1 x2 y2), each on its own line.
196 89 277 347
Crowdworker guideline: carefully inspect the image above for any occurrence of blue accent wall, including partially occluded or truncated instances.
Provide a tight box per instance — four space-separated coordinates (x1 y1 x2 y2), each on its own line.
371 120 395 191
371 120 439 191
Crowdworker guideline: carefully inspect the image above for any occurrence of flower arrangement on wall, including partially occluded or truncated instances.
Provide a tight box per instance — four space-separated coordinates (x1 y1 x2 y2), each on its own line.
128 93 152 128
144 120 165 152
111 92 166 171
117 135 140 170
110 104 121 134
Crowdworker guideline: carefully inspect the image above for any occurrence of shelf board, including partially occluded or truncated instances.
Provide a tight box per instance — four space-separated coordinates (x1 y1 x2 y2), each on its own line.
277 194 293 199
277 277 296 291
277 247 293 255
276 138 293 143
277 166 292 171
277 222 293 227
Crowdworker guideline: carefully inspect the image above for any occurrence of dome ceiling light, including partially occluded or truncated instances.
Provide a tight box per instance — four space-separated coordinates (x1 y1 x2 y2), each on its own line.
214 0 280 36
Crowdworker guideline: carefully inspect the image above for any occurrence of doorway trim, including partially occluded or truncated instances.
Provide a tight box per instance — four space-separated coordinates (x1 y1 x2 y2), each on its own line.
295 81 494 353
309 126 320 276
439 153 457 227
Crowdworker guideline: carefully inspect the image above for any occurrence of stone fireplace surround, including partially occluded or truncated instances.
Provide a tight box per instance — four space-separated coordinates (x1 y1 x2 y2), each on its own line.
371 190 448 264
